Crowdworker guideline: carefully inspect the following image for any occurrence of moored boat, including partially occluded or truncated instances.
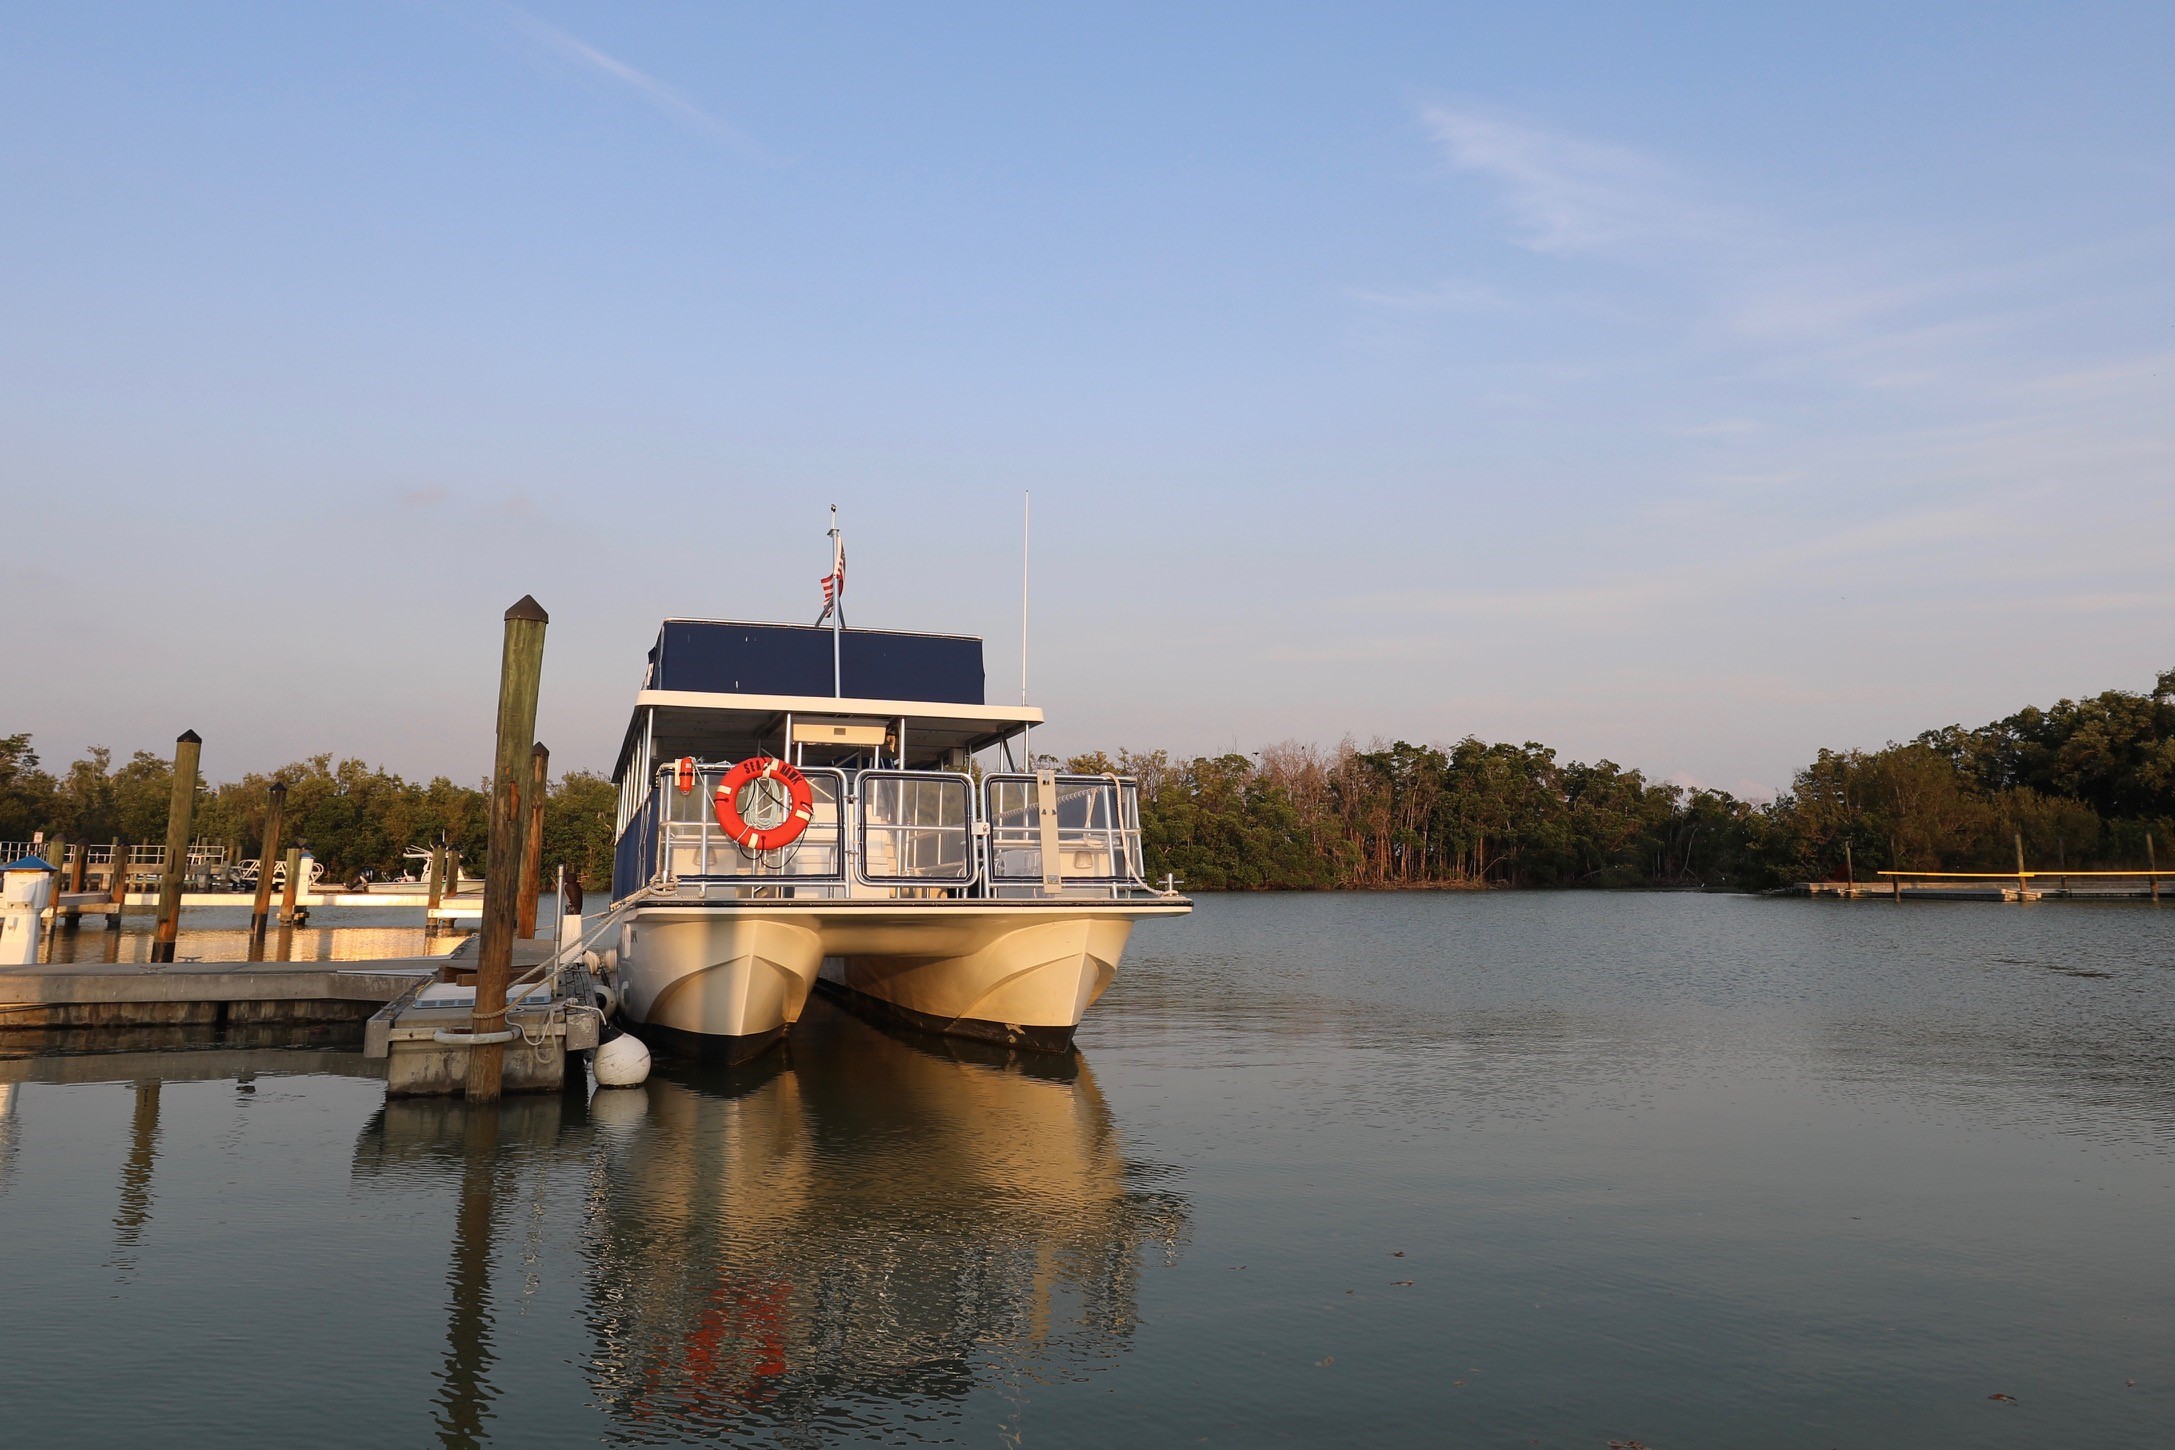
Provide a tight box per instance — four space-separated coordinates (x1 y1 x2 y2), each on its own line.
602 616 1187 1059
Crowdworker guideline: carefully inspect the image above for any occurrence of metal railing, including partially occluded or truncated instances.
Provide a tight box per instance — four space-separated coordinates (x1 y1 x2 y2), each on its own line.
619 763 1158 901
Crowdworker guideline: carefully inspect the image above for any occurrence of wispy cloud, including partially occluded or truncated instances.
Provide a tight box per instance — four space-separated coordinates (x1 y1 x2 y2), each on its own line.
1418 105 1722 257
493 3 774 162
1346 278 1510 315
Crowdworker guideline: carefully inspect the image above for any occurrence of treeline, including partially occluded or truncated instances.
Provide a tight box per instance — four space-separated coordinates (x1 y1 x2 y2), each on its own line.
1068 667 2175 891
6 668 2170 893
0 740 618 889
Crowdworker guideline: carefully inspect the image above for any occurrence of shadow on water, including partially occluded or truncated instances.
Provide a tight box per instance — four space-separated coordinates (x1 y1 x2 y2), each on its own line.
347 998 1190 1446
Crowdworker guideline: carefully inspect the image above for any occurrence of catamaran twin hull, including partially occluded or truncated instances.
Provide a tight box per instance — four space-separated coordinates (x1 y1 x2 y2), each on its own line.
616 897 1190 1057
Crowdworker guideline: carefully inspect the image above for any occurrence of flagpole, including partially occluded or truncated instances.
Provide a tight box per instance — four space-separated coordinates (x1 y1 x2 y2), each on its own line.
829 504 842 698
1020 491 1031 764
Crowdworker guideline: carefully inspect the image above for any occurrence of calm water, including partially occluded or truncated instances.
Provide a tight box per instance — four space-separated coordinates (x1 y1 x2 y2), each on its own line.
3 894 2172 1447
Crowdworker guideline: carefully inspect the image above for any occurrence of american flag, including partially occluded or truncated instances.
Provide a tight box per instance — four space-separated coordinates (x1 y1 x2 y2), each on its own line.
817 526 845 622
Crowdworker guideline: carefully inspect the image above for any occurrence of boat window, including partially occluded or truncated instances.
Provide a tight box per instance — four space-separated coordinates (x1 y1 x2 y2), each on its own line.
984 775 1142 883
858 773 973 884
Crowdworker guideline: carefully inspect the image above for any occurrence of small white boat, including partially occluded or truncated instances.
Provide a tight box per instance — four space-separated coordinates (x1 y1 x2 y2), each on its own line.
602 617 1188 1059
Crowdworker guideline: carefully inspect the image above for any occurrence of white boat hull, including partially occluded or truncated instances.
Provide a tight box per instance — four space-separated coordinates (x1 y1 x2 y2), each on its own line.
616 907 824 1058
613 899 1186 1054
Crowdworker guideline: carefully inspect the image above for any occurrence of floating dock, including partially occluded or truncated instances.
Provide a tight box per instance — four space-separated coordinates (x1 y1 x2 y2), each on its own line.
0 936 599 1097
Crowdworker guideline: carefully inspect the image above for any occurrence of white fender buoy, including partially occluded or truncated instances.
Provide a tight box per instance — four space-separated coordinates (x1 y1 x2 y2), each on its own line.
593 1032 651 1088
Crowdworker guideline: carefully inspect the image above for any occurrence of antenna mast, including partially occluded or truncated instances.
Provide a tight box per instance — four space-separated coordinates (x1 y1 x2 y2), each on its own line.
1020 491 1031 764
826 504 843 698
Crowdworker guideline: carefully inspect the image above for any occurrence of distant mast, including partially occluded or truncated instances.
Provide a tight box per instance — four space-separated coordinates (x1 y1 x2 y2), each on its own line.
817 505 846 698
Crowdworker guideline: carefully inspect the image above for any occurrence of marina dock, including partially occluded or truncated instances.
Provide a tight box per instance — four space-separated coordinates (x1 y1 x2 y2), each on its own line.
0 936 600 1096
1798 869 2165 901
40 885 486 926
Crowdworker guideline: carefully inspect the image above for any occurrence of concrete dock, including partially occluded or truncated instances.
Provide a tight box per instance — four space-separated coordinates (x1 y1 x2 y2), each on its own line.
0 937 598 1097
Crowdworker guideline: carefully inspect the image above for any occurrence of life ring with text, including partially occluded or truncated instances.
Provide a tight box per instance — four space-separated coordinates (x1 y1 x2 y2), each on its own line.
712 756 814 852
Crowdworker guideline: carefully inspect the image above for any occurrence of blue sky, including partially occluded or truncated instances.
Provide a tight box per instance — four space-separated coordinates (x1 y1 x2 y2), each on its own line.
5 2 2171 795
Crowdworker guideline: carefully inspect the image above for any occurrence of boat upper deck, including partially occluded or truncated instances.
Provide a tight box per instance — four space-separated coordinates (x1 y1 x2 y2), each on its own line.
613 619 1041 780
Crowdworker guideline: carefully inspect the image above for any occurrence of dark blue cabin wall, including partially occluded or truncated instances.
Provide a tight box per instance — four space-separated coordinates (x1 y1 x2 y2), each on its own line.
651 622 984 705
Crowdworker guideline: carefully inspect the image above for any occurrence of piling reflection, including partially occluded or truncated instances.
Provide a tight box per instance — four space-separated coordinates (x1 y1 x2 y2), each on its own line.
0 1081 18 1198
112 1081 161 1258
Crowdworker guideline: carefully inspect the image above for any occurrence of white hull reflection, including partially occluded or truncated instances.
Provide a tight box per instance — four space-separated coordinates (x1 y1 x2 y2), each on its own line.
582 1005 1190 1435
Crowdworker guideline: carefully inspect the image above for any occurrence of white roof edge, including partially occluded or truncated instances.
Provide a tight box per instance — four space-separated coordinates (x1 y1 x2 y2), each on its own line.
632 689 1044 724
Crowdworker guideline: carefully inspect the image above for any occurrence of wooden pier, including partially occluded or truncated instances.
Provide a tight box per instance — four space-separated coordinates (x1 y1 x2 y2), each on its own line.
40 885 487 927
8 594 583 1098
0 934 600 1096
1799 870 2164 902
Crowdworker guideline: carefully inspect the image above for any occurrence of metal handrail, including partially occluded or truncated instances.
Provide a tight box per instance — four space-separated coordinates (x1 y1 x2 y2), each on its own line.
652 761 849 885
982 773 1145 885
625 763 1165 901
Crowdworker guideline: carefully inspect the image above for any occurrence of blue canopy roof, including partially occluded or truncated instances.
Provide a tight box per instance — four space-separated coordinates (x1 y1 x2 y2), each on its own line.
0 855 56 873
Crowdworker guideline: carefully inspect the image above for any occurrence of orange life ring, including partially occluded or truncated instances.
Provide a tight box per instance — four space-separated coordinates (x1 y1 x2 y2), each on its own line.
675 757 696 794
712 756 814 852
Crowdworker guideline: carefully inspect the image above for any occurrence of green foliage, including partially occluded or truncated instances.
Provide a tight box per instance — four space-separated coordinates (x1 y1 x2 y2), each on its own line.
0 739 614 889
8 664 2168 892
1093 666 2175 892
0 734 57 844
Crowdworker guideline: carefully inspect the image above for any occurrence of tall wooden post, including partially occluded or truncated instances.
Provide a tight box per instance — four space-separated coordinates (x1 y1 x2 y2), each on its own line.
468 596 549 1103
249 781 287 948
279 846 303 926
48 840 70 928
425 841 446 936
107 836 126 929
2015 832 2028 902
1843 842 1854 891
55 839 79 930
2149 833 2159 904
150 731 201 964
518 743 548 940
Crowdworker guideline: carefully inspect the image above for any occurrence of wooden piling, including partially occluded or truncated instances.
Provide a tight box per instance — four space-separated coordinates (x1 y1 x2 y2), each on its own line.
107 836 125 928
279 845 303 926
2014 832 2028 902
44 839 64 913
249 781 287 948
150 731 202 964
2149 833 2159 904
424 840 446 934
467 595 549 1103
517 743 548 940
59 841 81 927
1843 842 1854 891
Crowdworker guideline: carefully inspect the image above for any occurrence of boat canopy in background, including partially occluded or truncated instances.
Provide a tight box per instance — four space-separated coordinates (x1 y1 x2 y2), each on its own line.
647 621 984 705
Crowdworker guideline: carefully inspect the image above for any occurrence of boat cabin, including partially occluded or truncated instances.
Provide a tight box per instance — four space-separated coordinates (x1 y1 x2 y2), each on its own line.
610 621 1154 902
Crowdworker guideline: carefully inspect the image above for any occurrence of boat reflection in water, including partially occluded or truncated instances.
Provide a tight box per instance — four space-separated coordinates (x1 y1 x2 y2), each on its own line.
354 999 1188 1444
586 1001 1190 1441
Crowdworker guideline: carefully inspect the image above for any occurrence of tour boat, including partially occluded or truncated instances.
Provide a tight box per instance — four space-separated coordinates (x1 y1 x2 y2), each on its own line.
601 617 1189 1059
